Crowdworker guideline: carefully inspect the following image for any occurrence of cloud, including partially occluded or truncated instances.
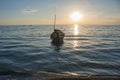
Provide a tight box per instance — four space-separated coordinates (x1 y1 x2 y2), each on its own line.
22 9 38 14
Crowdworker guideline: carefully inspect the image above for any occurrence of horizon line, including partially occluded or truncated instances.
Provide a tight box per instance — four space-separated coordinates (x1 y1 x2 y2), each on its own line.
0 24 120 26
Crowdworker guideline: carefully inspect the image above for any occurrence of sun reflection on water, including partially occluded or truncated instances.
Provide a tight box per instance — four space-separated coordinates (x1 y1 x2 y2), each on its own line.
74 24 79 35
73 40 79 50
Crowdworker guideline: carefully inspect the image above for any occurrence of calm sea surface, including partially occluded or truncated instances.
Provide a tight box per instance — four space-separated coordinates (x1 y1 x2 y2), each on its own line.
0 25 120 78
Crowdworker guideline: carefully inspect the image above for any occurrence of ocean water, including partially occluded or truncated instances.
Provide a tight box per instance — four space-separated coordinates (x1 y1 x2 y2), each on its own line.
0 25 120 78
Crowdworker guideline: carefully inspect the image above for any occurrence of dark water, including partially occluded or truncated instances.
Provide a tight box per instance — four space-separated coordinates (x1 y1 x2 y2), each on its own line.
0 25 120 78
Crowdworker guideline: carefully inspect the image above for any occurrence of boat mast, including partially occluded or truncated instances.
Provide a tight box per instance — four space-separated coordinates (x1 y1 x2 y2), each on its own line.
54 14 56 31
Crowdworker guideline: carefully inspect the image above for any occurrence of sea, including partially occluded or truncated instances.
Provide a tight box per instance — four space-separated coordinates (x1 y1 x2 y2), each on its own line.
0 25 120 79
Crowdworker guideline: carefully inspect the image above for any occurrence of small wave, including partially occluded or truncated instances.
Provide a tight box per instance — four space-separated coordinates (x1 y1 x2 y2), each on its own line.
96 48 120 53
65 37 90 40
66 35 93 37
0 71 120 80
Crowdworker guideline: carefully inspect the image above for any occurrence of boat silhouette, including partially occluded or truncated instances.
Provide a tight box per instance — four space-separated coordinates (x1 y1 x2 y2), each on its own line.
50 14 65 44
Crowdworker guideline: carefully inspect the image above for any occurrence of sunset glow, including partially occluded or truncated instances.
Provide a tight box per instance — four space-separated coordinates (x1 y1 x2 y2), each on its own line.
71 12 83 22
0 0 120 25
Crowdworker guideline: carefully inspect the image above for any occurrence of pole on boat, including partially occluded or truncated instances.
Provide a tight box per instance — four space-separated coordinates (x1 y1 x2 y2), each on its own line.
54 14 56 31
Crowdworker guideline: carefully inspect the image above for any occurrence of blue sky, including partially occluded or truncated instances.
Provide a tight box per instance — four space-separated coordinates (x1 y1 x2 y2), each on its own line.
0 0 120 25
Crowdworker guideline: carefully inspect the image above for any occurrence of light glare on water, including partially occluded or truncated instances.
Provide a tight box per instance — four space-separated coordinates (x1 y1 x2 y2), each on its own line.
74 24 79 35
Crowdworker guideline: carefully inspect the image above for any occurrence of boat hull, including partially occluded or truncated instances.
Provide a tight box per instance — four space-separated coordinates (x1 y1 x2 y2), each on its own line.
50 29 65 45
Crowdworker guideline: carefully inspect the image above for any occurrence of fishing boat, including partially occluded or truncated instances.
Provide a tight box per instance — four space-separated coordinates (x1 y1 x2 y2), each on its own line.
50 14 65 43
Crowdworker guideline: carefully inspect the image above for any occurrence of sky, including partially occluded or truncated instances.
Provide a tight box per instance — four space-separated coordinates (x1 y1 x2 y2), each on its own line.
0 0 120 25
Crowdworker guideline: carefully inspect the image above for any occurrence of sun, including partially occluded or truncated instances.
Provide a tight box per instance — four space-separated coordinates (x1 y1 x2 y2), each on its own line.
71 11 83 21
